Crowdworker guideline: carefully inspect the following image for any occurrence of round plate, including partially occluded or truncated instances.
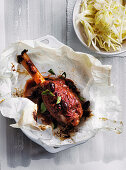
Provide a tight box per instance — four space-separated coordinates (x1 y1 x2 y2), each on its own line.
73 0 126 56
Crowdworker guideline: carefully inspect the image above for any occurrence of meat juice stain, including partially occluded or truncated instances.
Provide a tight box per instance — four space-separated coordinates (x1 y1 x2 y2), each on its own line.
12 88 24 97
23 77 92 140
11 63 16 72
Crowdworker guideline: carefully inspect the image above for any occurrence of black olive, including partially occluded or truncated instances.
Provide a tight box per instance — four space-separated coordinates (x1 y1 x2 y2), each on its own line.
31 87 42 98
52 118 58 129
54 92 57 96
61 100 68 111
63 135 70 138
54 103 62 112
82 101 90 110
57 103 62 110
65 79 78 94
65 79 74 88
48 82 55 92
66 125 73 131
50 97 57 104
83 110 90 118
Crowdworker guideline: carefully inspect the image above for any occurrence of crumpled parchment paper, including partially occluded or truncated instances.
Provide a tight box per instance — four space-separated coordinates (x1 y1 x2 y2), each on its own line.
0 38 123 147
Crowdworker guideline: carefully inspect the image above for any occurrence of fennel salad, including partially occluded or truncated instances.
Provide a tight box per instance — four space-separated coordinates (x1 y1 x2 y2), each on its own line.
77 0 126 51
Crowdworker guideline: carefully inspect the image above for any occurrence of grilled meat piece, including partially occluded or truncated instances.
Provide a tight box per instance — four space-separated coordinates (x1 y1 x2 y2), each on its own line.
42 79 83 126
17 50 83 126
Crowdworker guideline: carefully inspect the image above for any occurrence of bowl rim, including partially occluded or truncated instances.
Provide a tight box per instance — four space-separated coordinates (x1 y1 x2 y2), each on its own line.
73 0 126 56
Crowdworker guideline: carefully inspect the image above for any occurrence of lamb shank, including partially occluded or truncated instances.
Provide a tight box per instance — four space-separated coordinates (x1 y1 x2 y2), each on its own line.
17 50 83 126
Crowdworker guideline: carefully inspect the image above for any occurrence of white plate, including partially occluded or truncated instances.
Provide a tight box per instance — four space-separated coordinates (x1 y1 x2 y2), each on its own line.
73 0 126 56
20 35 94 153
0 35 122 153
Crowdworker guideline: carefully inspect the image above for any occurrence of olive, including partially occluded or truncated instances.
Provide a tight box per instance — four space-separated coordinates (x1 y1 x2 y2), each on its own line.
57 103 62 110
48 82 55 92
82 101 90 110
83 110 90 118
61 100 68 111
65 79 78 93
32 90 39 98
54 103 62 112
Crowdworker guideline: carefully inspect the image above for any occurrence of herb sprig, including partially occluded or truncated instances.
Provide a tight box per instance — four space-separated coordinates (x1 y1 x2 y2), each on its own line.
56 96 61 104
41 102 46 113
48 69 55 75
61 72 66 78
42 89 55 96
78 95 85 102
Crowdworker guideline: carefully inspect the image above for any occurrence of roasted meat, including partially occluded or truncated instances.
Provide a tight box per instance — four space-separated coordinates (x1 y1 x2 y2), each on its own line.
17 50 83 126
42 78 83 126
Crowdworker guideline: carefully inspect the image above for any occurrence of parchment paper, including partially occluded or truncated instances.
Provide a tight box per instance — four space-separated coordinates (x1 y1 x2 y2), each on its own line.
0 38 123 147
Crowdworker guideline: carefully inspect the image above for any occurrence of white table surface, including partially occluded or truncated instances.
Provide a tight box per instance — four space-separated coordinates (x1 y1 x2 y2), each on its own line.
0 0 126 170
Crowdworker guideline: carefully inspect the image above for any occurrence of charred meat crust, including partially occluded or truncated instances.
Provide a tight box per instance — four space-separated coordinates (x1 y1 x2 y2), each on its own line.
18 49 91 128
17 50 37 75
17 55 23 64
17 49 28 64
21 49 28 56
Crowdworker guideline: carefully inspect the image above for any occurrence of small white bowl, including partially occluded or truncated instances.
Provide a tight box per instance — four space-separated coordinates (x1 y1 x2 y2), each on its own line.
73 0 126 56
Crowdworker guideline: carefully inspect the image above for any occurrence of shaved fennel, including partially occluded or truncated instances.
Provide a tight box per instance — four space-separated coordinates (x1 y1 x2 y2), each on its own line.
77 0 126 51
